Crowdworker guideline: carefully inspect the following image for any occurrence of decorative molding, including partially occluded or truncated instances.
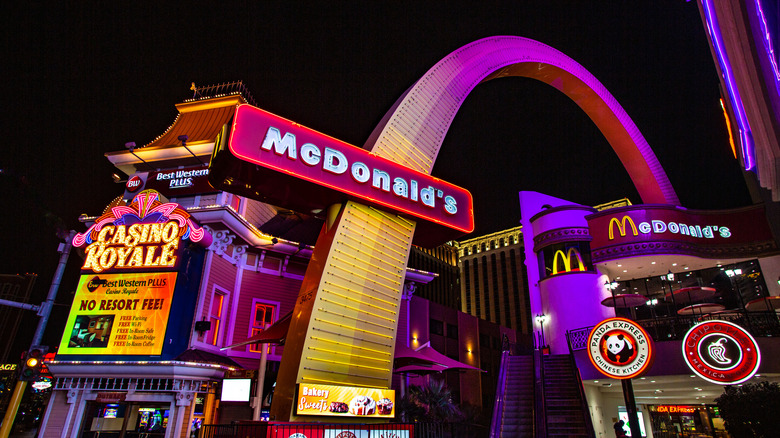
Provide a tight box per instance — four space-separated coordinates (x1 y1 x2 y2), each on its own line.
533 227 592 252
592 240 778 263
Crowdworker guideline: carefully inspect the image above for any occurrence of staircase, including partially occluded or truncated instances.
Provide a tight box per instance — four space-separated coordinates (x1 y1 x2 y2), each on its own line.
542 354 591 437
497 354 535 437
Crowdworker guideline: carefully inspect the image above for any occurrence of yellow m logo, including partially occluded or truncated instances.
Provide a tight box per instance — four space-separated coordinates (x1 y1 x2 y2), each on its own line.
552 248 585 275
608 215 638 240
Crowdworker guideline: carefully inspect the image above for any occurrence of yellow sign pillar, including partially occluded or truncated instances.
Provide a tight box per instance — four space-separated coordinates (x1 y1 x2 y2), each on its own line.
271 202 415 421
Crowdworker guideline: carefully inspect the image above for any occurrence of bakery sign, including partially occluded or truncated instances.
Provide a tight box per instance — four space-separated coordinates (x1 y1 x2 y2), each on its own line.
295 384 395 418
587 317 654 379
682 320 761 384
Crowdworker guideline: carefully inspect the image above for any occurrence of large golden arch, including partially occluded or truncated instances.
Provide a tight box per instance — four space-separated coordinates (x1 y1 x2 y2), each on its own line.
364 36 680 205
271 36 679 421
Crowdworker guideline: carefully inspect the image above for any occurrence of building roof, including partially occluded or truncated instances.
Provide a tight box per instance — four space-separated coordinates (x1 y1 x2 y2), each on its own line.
145 95 243 148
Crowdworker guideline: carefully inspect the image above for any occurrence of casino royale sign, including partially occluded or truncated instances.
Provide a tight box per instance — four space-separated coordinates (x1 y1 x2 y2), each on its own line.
73 191 211 273
209 104 474 246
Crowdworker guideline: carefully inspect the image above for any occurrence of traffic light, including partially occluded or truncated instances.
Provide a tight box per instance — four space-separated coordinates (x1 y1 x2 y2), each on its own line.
19 346 48 381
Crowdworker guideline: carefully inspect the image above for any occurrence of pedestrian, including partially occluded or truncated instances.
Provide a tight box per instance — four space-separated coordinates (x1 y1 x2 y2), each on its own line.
614 420 628 438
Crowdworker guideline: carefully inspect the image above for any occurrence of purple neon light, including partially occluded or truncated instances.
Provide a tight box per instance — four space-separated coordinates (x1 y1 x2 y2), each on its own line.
365 36 680 205
755 0 780 94
701 0 756 171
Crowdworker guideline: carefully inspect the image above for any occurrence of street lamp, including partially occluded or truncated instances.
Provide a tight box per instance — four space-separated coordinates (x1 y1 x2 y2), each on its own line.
535 313 548 350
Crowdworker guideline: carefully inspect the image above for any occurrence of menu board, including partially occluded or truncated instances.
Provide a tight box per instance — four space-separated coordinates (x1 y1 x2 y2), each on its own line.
296 384 395 418
58 272 177 355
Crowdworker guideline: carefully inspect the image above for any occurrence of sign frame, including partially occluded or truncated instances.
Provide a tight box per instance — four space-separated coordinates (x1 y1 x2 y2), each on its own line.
587 317 654 379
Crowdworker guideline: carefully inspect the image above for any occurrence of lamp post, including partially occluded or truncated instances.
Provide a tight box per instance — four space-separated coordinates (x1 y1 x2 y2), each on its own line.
535 313 548 351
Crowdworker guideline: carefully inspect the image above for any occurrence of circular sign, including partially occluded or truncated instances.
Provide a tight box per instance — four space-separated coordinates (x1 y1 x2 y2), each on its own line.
126 175 143 193
682 320 760 384
587 317 654 379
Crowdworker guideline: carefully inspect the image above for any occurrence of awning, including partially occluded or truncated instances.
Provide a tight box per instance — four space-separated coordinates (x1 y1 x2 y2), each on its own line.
416 345 483 372
393 342 444 368
221 310 292 350
393 342 483 373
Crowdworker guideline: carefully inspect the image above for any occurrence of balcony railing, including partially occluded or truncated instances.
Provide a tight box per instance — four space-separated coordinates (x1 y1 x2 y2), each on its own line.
567 310 780 350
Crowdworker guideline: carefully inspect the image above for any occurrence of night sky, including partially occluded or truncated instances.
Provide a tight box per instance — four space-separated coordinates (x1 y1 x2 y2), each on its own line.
1 2 752 353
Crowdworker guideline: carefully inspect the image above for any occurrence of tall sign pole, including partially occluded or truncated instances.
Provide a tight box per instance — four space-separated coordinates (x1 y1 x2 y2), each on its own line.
0 231 75 438
209 105 474 421
587 318 654 438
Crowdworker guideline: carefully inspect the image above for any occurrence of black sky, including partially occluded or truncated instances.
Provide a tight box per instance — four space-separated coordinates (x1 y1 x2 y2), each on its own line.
1 2 753 351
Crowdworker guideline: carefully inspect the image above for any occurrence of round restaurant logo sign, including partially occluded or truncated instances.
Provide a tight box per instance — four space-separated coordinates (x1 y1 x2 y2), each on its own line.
588 317 653 379
682 320 760 384
126 175 143 193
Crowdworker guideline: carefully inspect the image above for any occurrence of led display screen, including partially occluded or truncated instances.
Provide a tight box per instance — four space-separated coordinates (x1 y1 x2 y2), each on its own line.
57 272 177 355
295 383 395 418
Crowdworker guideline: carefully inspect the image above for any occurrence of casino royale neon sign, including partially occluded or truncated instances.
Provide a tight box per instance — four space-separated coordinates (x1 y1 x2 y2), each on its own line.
73 191 211 273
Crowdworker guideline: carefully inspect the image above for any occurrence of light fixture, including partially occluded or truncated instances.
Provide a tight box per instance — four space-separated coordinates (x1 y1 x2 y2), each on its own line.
666 271 675 282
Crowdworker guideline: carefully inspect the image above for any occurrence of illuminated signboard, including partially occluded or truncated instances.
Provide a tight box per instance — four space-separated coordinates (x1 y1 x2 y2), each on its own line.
57 272 177 355
587 204 776 261
295 383 395 418
265 425 413 438
587 318 654 379
73 190 211 273
682 320 760 385
653 405 697 414
209 104 474 247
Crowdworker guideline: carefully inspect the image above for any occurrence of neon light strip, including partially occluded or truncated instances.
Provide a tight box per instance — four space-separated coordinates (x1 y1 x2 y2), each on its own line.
325 275 399 302
322 289 397 314
701 0 756 170
720 98 738 158
755 0 780 93
329 263 400 289
332 255 402 285
311 327 393 347
305 357 390 372
307 347 391 363
317 306 396 328
309 336 392 355
314 317 395 339
302 367 388 381
300 377 382 387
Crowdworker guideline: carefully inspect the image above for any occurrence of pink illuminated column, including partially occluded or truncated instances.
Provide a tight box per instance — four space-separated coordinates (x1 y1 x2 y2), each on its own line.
519 191 614 354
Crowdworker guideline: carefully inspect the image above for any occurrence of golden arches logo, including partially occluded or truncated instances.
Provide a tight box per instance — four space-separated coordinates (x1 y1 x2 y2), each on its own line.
552 248 585 275
608 216 638 240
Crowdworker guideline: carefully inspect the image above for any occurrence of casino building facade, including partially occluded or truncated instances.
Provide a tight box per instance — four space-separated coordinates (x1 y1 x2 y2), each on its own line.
39 84 517 437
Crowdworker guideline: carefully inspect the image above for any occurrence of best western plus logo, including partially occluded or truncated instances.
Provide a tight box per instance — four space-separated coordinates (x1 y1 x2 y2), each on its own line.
608 215 731 240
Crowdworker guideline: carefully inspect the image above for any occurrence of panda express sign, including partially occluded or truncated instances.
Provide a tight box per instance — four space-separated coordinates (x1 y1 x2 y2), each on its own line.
208 104 474 247
588 317 654 379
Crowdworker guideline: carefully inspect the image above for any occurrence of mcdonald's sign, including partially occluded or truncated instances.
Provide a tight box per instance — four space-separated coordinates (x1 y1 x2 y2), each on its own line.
551 248 586 275
608 216 638 240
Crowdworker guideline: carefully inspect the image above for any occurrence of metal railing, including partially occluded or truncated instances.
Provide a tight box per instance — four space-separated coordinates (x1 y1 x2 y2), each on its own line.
198 422 486 438
566 310 780 348
488 350 510 438
533 350 547 438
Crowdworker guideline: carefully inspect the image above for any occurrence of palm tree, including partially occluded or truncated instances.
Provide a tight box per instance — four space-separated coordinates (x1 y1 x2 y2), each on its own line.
401 378 462 423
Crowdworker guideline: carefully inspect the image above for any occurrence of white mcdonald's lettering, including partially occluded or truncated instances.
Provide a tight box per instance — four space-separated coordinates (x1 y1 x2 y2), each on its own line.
259 125 459 215
607 216 731 240
552 248 585 275
608 216 638 239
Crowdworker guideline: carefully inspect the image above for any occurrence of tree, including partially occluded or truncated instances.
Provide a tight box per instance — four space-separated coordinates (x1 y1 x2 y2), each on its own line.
715 381 780 438
398 378 462 423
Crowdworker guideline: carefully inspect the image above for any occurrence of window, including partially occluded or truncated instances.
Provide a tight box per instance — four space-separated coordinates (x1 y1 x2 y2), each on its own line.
207 291 226 346
430 319 444 336
446 323 458 340
249 302 276 353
